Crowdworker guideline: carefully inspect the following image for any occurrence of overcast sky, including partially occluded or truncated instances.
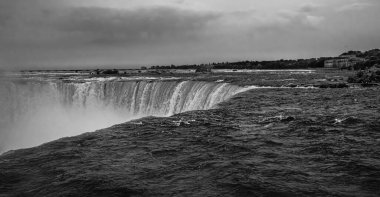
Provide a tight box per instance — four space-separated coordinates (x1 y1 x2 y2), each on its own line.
0 0 379 70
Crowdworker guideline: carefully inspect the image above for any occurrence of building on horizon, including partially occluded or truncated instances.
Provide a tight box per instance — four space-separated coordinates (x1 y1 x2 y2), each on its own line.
324 55 366 69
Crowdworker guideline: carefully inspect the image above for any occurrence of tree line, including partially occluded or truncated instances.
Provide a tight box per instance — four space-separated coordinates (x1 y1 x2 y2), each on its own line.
150 58 327 70
149 49 380 70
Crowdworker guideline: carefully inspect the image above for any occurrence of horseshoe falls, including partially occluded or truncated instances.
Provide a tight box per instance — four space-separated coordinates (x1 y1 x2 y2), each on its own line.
0 79 250 153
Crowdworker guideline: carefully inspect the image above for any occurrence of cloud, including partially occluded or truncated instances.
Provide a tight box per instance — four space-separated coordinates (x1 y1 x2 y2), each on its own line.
337 1 372 12
0 0 379 70
60 7 219 46
0 1 219 46
269 10 324 29
0 0 220 69
305 15 324 26
299 3 321 13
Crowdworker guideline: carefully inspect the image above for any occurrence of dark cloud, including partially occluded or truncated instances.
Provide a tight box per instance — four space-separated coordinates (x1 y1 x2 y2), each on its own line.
58 7 219 45
299 4 320 13
0 0 220 69
0 1 219 46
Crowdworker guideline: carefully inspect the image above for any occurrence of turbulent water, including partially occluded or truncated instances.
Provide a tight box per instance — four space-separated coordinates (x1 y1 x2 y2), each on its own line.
0 77 250 152
0 71 379 196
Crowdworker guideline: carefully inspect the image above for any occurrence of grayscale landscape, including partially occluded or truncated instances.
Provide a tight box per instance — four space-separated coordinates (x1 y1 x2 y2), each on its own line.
0 0 379 196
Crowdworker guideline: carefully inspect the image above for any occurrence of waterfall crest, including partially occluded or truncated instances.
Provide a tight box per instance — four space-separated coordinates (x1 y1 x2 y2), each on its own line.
54 80 244 116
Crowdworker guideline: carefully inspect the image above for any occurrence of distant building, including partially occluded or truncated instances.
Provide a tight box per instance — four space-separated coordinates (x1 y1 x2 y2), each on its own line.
339 54 357 59
325 55 366 69
369 64 380 72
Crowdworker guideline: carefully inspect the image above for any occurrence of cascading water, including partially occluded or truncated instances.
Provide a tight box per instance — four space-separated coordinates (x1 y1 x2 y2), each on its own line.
0 78 251 153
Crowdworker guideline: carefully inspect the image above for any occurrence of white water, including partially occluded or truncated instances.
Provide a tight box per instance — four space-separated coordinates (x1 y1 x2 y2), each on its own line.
0 79 251 152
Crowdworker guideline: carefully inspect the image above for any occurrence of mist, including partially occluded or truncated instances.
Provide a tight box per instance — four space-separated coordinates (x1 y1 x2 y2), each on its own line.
0 81 137 153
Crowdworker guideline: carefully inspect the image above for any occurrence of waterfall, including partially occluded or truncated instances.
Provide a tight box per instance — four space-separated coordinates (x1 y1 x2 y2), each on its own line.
0 79 250 152
51 80 244 116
